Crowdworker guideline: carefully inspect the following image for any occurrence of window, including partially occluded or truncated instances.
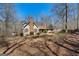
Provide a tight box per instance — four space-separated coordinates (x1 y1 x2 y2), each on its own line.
25 29 28 32
34 29 37 32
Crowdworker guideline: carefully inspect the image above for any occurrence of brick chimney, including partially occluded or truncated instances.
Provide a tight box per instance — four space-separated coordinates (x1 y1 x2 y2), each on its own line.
28 17 34 33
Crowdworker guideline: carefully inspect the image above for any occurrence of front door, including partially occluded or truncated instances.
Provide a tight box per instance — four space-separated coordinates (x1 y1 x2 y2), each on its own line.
30 32 34 35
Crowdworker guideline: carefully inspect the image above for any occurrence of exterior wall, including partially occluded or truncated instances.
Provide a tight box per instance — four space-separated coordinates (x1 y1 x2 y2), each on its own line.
33 25 39 35
23 24 39 36
23 18 39 36
23 25 30 36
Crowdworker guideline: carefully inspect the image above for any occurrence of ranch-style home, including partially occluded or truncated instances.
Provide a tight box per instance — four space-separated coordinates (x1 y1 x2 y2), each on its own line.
23 17 53 36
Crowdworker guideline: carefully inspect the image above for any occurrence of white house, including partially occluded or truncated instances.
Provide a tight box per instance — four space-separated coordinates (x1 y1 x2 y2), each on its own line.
23 17 39 36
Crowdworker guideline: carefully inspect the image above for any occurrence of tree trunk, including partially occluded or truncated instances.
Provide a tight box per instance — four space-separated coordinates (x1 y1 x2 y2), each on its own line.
65 3 68 33
77 4 79 29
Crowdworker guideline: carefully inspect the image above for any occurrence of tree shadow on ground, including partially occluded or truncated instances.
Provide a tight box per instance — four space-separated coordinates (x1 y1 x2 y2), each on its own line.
0 36 10 48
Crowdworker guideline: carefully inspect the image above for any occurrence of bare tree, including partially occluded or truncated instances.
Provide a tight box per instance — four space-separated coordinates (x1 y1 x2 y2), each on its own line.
51 3 69 33
40 15 53 28
65 3 68 33
77 4 79 30
0 3 16 37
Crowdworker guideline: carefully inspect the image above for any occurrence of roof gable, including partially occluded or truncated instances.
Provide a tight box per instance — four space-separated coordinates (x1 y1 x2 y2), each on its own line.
23 20 38 28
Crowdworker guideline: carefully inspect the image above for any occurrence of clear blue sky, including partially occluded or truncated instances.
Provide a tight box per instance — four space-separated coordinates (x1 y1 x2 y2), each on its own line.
15 3 53 20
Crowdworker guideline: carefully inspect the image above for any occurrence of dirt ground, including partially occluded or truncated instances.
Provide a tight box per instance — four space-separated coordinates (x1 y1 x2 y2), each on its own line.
0 33 79 56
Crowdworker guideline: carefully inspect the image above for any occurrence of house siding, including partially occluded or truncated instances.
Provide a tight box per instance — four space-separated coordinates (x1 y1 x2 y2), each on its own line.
23 24 39 36
23 25 30 36
23 17 39 36
33 25 39 35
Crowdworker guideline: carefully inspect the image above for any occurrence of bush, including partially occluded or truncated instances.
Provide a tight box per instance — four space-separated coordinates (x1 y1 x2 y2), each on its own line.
20 33 23 36
37 33 40 35
43 30 47 33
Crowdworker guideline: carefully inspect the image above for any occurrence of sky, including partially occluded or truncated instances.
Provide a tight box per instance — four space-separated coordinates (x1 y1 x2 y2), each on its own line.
15 3 53 20
4 3 78 29
14 3 78 27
